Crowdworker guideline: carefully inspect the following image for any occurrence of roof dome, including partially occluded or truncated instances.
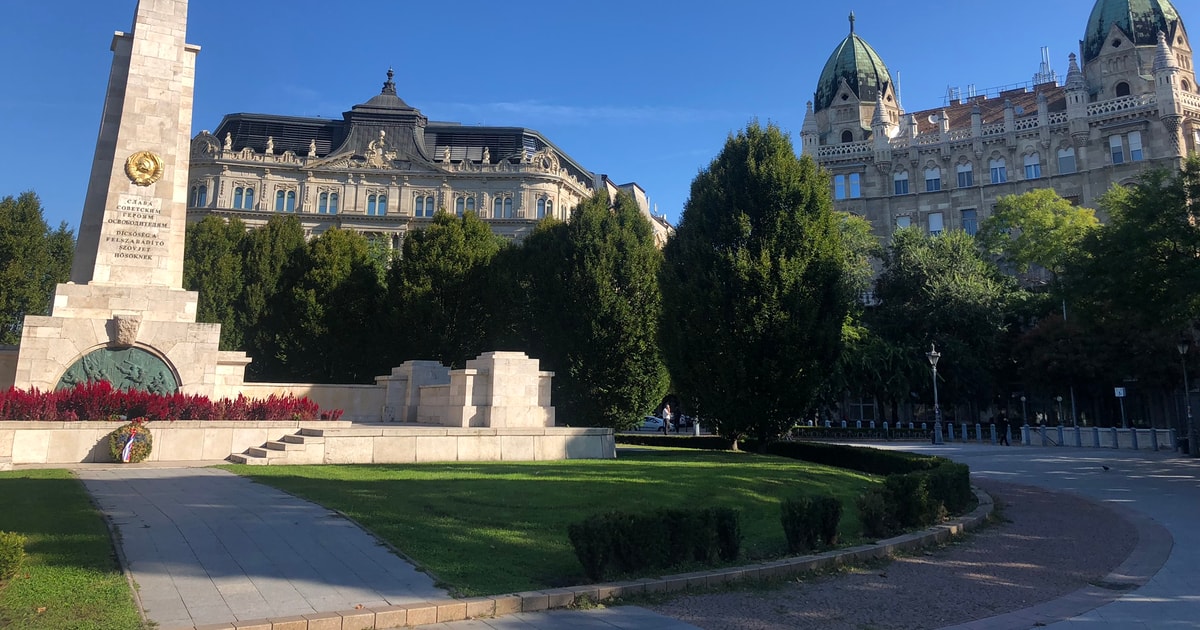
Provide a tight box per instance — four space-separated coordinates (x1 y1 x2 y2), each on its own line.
813 13 893 113
1082 0 1183 64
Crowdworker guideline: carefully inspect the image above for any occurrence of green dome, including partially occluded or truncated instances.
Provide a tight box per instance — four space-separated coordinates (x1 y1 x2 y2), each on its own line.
1082 0 1182 64
813 25 892 113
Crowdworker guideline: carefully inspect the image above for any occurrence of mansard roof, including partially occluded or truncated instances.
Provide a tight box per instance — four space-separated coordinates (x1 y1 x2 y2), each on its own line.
902 84 1066 137
1082 0 1184 64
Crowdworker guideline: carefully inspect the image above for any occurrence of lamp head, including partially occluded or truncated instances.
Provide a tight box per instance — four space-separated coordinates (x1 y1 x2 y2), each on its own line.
1179 337 1191 356
926 343 941 368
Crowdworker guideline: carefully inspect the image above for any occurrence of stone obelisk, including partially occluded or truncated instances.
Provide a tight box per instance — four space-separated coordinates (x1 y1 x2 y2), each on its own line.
4 0 250 395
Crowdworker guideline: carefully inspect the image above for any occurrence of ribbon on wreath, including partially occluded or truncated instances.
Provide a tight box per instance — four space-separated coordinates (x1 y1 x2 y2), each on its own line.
121 425 138 463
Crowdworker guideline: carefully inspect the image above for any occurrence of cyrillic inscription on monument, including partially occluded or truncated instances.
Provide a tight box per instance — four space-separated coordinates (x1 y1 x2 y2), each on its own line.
104 194 168 261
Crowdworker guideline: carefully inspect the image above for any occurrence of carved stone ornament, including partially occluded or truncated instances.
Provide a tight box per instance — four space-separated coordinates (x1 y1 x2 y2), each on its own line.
110 315 142 348
125 151 164 186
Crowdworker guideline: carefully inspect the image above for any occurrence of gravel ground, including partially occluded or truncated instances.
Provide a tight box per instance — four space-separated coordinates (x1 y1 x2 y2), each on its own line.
646 479 1138 630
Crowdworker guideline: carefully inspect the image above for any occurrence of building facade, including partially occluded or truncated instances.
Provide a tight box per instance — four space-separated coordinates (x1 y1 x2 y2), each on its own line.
187 69 671 247
804 0 1198 242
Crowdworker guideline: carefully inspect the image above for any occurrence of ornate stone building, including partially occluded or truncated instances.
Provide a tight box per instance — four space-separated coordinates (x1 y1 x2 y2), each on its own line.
804 0 1198 242
187 70 671 247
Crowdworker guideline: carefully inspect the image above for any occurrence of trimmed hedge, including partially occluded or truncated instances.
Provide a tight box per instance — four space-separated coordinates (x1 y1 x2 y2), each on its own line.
0 530 25 581
616 434 731 450
568 507 741 581
762 441 943 476
781 495 842 554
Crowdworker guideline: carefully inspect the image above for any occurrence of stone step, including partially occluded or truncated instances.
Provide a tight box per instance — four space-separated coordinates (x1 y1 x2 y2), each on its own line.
0 457 11 472
282 434 323 445
228 453 268 465
264 440 304 451
247 446 288 459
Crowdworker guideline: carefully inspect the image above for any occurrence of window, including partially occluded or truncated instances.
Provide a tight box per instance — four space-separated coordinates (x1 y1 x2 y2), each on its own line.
1128 131 1144 161
190 185 207 207
1115 81 1130 97
544 199 552 217
1057 148 1077 174
835 174 863 199
961 209 978 236
834 174 846 200
465 197 475 213
286 191 296 213
1023 153 1042 179
849 173 861 198
367 194 386 216
896 216 912 229
328 192 338 214
493 196 503 217
233 186 254 210
956 163 974 188
928 212 944 236
275 190 296 212
504 197 514 218
989 158 1007 184
455 197 465 216
893 171 909 195
275 190 286 212
415 195 435 217
1110 135 1124 164
318 192 328 214
537 199 547 218
841 130 854 143
924 167 941 192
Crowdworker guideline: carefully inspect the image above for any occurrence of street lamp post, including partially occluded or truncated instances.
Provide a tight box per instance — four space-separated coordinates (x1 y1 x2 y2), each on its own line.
927 344 943 445
1178 338 1196 457
1055 395 1065 426
1020 395 1028 426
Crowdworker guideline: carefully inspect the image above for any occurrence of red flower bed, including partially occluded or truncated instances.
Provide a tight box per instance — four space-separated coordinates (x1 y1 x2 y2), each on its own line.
0 381 343 422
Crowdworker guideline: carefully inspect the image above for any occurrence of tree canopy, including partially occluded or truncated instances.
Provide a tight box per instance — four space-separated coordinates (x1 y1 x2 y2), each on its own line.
0 192 73 344
660 122 852 445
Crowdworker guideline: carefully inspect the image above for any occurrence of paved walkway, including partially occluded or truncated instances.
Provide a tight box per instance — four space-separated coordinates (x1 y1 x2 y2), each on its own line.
73 445 1200 629
77 467 447 629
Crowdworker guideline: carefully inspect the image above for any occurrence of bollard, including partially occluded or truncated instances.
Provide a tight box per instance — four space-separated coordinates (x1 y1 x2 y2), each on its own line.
909 422 915 430
869 421 876 430
990 424 997 444
1170 428 1179 452
947 424 955 441
825 420 832 428
855 420 862 429
1057 425 1065 446
921 422 926 431
1074 426 1082 448
1131 429 1140 450
961 423 968 443
1150 428 1159 451
1111 427 1119 449
882 421 888 431
1093 426 1101 448
841 420 847 429
975 423 982 443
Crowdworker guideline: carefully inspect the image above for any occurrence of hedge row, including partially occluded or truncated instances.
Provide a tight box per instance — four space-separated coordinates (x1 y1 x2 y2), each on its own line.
615 434 731 450
859 463 973 537
781 495 842 553
762 441 944 476
567 507 741 581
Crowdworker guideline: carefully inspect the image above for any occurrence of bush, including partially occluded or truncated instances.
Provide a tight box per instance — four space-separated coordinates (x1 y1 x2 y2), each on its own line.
762 441 943 476
615 434 732 450
884 473 936 529
926 463 973 514
567 507 741 581
781 495 843 553
856 489 892 539
108 419 153 463
0 531 26 581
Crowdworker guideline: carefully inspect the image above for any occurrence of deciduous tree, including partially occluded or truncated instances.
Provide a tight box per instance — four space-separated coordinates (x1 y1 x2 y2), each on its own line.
0 192 73 344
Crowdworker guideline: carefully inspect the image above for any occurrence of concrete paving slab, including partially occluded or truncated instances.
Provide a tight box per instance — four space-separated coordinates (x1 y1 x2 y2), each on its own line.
77 466 447 627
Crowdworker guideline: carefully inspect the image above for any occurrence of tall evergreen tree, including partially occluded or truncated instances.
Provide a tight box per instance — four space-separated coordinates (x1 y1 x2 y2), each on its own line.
521 191 668 428
183 215 246 350
238 215 307 380
0 192 73 344
388 211 506 367
659 122 852 445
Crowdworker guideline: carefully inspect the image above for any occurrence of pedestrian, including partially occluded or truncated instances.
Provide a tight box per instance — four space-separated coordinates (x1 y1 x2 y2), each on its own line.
661 404 672 435
997 411 1010 446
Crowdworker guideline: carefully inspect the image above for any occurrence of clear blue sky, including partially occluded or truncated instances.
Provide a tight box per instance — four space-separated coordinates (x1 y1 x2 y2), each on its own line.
0 1 1120 232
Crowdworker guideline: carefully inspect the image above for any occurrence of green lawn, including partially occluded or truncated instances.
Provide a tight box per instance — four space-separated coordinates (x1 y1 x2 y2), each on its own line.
223 449 880 596
0 469 144 630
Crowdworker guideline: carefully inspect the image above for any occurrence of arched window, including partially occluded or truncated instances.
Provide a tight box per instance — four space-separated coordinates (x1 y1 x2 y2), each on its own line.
275 190 286 212
504 197 514 218
286 191 296 212
537 199 547 218
414 195 436 217
1023 153 1042 179
989 158 1007 184
545 199 553 217
319 192 328 214
328 193 338 214
1057 148 1077 174
234 188 243 209
493 196 503 217
367 194 386 216
1115 81 1130 97
243 187 254 209
456 197 465 216
841 130 854 143
190 185 208 207
233 186 254 210
924 167 941 192
893 171 909 195
956 163 973 188
465 197 475 213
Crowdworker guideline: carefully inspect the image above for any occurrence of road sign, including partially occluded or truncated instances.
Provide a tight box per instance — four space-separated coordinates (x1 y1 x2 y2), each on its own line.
1114 387 1126 398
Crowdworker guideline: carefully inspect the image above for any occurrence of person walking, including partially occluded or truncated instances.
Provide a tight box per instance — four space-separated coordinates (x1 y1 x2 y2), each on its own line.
997 411 1010 446
661 404 672 435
